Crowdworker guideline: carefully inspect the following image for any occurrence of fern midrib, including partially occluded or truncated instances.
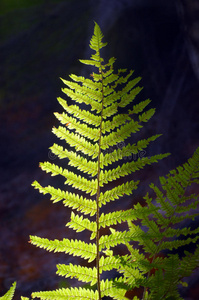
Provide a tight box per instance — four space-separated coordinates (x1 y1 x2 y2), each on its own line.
96 48 105 300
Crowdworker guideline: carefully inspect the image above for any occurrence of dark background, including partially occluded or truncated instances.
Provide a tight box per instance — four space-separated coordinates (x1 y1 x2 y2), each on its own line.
0 0 199 299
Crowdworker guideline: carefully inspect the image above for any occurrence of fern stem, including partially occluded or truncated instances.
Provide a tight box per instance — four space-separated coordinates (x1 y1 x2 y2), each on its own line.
95 49 104 300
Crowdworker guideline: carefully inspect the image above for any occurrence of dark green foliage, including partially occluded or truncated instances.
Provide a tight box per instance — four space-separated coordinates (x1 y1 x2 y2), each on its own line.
29 23 199 300
116 147 199 299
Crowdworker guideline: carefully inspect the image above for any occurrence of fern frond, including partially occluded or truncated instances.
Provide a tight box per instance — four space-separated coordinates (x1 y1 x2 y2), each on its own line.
60 78 103 103
158 234 199 252
30 236 96 262
0 282 16 300
32 181 96 216
39 161 97 195
100 278 128 300
99 210 133 229
99 230 133 251
128 99 151 115
56 264 97 285
32 287 99 300
99 180 139 206
61 86 102 111
54 112 100 142
101 119 142 150
179 246 199 278
52 126 99 158
31 22 176 300
66 212 97 239
50 143 98 176
99 255 121 272
57 98 101 127
100 154 169 185
101 134 161 167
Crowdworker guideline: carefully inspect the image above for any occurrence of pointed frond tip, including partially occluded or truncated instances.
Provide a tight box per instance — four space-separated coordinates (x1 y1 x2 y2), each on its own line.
90 22 108 51
0 282 16 300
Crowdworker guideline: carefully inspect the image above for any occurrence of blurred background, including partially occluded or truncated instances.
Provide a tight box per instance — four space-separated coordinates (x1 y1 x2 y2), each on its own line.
0 0 199 299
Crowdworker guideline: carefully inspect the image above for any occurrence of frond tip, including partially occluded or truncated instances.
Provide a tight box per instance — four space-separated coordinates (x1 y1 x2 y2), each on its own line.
0 282 16 300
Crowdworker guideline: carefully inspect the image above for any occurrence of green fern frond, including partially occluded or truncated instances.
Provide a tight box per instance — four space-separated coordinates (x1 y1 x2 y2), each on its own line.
101 119 142 150
66 212 97 239
100 278 128 300
32 287 99 300
54 112 100 142
128 98 151 115
118 146 199 299
179 247 199 278
99 255 121 272
32 181 96 216
57 98 101 127
50 143 98 176
39 161 97 195
101 134 161 167
56 264 97 285
0 282 16 300
99 179 139 206
30 22 179 300
100 154 169 185
52 126 99 158
99 210 133 228
30 236 96 262
99 230 133 251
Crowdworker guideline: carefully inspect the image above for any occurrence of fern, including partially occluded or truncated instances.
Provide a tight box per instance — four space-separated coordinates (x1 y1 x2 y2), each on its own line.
117 147 199 299
30 22 169 300
29 22 199 300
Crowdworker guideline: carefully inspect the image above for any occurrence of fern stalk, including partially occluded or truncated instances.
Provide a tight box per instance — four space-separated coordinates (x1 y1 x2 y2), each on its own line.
96 43 104 300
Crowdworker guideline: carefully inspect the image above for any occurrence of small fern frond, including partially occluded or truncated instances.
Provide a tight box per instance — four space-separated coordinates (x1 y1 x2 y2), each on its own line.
99 210 133 229
179 247 199 278
39 161 97 195
56 264 97 286
99 180 139 206
30 236 96 262
52 126 99 158
32 287 99 300
99 255 121 272
50 143 98 176
32 181 96 216
57 97 101 127
54 112 100 141
66 212 97 239
101 134 161 167
0 282 16 300
128 98 151 115
99 230 133 251
100 154 169 185
100 278 128 300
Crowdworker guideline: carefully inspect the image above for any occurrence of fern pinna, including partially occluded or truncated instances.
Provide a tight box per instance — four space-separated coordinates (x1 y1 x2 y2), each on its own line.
30 23 169 299
0 282 16 300
117 147 199 299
